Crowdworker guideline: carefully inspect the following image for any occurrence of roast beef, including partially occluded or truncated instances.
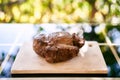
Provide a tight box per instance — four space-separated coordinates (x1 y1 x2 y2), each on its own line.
33 32 85 63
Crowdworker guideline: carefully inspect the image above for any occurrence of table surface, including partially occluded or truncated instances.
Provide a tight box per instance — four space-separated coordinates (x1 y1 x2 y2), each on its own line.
11 41 108 74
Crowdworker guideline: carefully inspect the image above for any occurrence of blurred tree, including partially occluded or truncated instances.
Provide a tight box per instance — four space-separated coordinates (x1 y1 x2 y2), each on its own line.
0 0 120 24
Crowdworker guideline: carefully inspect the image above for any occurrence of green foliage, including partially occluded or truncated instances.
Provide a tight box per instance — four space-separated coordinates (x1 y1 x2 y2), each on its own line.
0 0 120 23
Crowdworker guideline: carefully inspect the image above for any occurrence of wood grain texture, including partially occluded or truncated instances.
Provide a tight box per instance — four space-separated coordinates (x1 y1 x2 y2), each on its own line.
11 41 108 74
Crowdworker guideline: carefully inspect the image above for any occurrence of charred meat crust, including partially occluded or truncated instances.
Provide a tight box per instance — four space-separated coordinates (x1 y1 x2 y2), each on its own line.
33 32 85 63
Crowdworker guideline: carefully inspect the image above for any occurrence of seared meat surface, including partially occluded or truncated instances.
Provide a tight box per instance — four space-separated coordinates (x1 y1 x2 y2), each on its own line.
33 32 85 63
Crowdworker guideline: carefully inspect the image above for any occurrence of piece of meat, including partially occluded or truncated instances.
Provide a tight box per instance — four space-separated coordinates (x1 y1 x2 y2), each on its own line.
33 32 85 63
48 32 73 45
33 34 47 57
45 44 79 63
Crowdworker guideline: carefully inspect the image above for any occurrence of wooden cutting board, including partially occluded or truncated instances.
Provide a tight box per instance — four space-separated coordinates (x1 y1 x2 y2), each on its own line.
11 41 107 74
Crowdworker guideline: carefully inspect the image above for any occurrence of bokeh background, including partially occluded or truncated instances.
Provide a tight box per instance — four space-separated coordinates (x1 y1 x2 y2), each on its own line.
0 0 120 24
0 0 120 77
